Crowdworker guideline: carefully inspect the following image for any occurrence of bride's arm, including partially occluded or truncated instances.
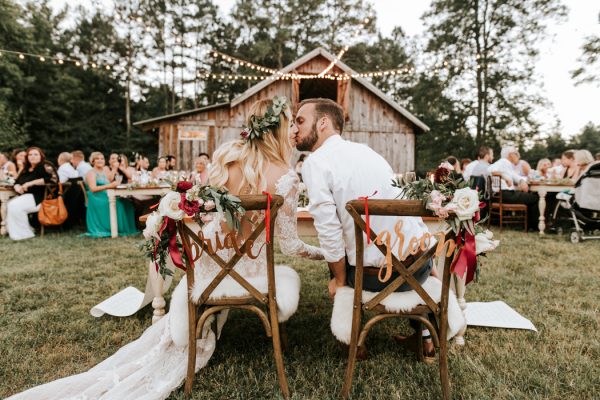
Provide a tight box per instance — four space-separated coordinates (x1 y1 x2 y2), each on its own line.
275 173 324 260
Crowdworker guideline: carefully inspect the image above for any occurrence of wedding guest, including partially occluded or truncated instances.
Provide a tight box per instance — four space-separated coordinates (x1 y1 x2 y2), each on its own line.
535 158 552 179
573 150 595 180
135 156 150 172
470 146 494 178
57 152 79 183
488 145 539 230
84 152 137 237
165 154 177 171
515 154 531 178
190 156 209 185
71 150 93 180
118 154 136 183
460 158 471 173
558 150 578 180
0 152 17 178
446 156 463 180
6 147 53 240
12 149 26 176
152 156 168 179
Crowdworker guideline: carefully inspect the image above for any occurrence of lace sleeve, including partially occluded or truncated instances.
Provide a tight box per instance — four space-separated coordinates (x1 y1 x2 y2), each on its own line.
275 172 324 260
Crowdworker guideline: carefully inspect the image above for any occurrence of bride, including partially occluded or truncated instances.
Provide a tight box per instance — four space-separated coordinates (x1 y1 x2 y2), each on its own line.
8 97 324 400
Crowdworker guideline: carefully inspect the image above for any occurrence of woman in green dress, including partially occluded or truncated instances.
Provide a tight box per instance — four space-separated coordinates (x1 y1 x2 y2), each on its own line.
84 152 138 237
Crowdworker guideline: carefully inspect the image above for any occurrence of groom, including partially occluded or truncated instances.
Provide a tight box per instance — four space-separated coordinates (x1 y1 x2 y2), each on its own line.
291 98 436 357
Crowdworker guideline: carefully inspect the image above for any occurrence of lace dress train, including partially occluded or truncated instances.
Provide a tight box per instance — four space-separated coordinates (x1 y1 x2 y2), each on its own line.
8 170 322 400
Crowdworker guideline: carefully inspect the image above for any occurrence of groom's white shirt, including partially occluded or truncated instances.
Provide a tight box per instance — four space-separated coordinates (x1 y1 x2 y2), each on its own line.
302 134 430 267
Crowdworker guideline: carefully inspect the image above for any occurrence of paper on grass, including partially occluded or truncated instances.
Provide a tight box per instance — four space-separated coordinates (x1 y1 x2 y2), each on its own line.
90 261 174 318
465 301 537 332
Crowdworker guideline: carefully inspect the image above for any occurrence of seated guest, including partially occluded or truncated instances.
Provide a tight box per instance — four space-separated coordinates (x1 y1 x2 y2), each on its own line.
135 156 150 172
191 156 209 185
489 145 539 230
57 152 79 183
0 152 17 178
558 150 578 180
466 146 494 182
573 150 595 181
6 147 54 240
152 156 168 179
84 152 137 237
12 149 26 176
535 158 552 179
460 158 471 174
446 156 463 180
108 153 136 183
165 154 177 171
547 158 564 179
515 154 531 178
71 150 93 181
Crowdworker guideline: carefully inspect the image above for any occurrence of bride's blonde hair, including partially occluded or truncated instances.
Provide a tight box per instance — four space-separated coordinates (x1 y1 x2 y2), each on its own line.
209 98 292 193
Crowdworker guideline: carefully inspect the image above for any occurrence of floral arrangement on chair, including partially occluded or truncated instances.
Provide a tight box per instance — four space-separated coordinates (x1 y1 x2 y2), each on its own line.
141 181 245 279
392 162 499 284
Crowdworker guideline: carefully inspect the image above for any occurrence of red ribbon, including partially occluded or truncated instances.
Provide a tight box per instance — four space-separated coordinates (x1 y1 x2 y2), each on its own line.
450 229 477 284
358 191 378 244
262 191 272 244
153 217 185 272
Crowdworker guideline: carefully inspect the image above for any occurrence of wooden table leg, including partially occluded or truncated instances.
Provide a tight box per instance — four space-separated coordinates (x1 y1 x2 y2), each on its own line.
107 189 118 238
538 189 547 235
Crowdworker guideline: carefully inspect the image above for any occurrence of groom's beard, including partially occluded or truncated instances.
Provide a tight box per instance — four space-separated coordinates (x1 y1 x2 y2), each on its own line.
295 121 319 152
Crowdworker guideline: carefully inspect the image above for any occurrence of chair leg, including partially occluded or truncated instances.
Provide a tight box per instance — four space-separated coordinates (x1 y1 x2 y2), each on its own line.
280 322 288 353
269 308 290 399
341 307 362 399
438 313 450 400
184 303 198 396
524 209 528 232
416 320 424 362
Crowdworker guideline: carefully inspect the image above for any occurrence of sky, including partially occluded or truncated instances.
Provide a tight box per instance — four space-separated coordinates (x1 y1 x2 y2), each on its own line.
49 0 600 138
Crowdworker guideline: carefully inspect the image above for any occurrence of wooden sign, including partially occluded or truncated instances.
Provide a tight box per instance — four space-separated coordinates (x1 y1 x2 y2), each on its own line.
179 126 208 141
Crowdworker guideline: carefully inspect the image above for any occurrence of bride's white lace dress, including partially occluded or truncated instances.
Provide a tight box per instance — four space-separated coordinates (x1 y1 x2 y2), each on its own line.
8 170 322 400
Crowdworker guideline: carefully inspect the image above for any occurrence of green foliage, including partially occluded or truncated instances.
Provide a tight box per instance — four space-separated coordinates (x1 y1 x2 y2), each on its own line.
572 34 600 86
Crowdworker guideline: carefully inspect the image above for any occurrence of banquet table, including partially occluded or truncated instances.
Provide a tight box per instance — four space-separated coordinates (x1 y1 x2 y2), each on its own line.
529 181 574 234
107 185 172 238
0 186 17 236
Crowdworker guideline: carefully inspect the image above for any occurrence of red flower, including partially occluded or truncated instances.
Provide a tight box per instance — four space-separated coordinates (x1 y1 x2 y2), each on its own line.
178 194 200 216
433 167 450 184
176 181 193 193
240 129 249 139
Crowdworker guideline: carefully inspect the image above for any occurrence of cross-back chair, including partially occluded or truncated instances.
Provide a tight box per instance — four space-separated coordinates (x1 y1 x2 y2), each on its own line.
488 173 528 232
342 199 457 400
177 194 290 398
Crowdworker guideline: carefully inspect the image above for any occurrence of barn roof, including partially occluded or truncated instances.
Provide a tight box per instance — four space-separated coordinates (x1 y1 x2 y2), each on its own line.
134 102 229 127
231 47 429 132
134 48 429 132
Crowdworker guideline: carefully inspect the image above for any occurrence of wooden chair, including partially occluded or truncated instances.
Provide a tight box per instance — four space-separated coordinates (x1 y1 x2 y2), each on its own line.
488 173 528 232
177 194 290 398
341 199 456 400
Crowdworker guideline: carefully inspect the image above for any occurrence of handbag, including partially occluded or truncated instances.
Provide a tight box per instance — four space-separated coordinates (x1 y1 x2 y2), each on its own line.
38 182 68 226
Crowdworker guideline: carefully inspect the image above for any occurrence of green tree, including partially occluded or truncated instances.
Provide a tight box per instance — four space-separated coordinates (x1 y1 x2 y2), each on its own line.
423 0 567 147
570 123 600 154
571 34 600 86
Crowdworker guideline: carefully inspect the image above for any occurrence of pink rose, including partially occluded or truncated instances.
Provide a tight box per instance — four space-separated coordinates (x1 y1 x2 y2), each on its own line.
204 200 216 211
200 213 214 223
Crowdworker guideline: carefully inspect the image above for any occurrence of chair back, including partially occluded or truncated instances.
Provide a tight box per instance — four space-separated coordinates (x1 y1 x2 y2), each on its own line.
344 199 456 315
489 174 503 205
177 194 284 306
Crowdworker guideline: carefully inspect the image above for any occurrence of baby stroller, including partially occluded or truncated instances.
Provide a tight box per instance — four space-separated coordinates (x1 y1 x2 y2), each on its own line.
553 162 600 243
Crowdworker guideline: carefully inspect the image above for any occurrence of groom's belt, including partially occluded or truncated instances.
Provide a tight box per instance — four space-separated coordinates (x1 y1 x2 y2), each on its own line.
361 249 427 276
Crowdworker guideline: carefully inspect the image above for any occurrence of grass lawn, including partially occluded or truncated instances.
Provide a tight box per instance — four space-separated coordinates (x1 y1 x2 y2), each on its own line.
1 229 599 399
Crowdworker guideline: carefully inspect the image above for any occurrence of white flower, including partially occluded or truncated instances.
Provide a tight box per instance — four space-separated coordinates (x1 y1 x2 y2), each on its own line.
200 213 214 223
450 187 480 221
204 200 216 211
475 230 500 255
158 191 185 220
143 211 164 240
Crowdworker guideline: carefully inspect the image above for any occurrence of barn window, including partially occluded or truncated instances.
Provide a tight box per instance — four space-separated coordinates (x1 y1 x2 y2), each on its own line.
299 78 337 102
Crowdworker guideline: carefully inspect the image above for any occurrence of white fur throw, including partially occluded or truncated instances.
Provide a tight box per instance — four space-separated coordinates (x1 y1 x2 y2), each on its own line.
331 277 466 345
190 265 301 323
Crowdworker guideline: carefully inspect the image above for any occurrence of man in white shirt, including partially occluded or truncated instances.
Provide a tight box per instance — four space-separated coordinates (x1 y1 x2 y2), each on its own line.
292 98 437 357
469 146 494 179
57 152 79 183
71 150 92 181
488 145 539 229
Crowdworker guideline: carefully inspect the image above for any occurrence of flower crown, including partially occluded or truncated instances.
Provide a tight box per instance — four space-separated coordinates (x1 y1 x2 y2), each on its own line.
240 96 290 141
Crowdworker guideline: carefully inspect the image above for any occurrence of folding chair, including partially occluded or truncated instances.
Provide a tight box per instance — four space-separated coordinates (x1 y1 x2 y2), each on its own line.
177 194 290 398
341 199 457 400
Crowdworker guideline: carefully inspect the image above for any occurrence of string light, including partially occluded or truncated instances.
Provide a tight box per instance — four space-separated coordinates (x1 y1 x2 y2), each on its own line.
319 15 372 77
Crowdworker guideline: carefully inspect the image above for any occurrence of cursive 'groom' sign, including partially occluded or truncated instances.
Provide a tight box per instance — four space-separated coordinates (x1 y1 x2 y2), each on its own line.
371 219 456 283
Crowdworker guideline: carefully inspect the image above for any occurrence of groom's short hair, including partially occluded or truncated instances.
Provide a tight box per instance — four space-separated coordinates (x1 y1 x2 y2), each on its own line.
298 98 345 134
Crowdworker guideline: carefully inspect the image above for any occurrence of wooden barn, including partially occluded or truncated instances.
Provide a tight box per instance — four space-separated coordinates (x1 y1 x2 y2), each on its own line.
134 47 429 173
